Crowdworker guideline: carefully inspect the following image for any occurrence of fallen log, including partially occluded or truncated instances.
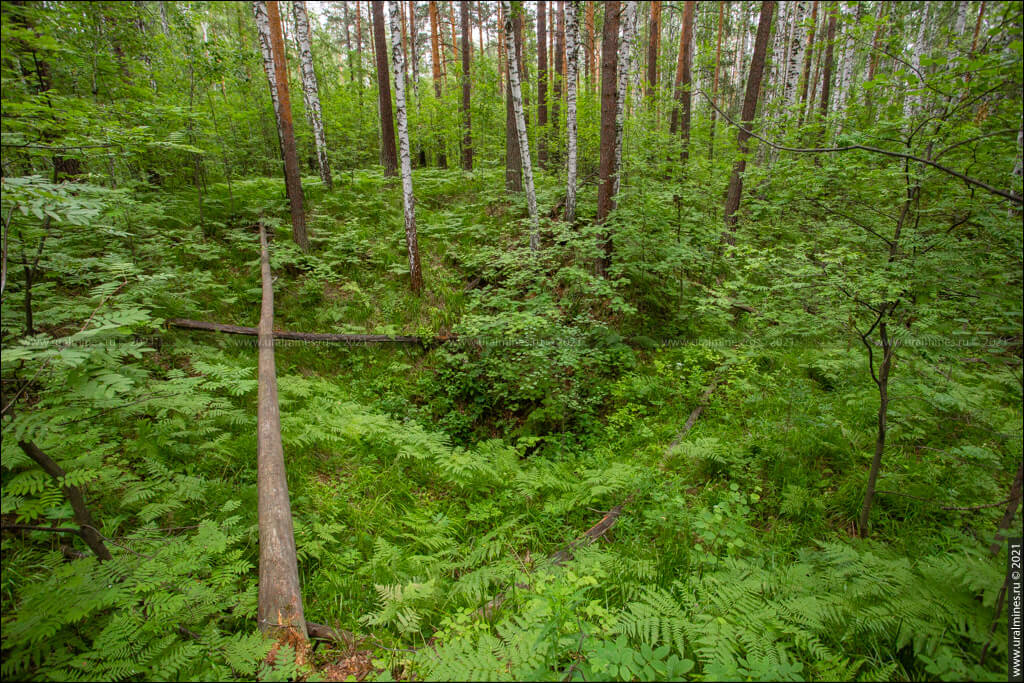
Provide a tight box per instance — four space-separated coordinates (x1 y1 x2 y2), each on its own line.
169 318 425 344
255 223 308 643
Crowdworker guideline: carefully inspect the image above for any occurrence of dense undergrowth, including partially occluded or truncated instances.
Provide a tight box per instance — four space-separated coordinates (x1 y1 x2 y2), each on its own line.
2 155 1020 681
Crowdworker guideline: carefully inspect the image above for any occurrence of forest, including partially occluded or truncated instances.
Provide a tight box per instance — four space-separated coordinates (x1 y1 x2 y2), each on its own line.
1 0 1022 680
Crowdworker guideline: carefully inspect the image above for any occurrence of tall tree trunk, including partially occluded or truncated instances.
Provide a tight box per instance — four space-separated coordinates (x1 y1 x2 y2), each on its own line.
596 0 620 273
722 0 774 234
505 3 524 190
817 3 836 142
449 1 458 69
254 2 283 130
401 0 410 82
552 0 565 160
293 1 332 189
538 0 548 168
584 1 596 91
564 0 580 222
613 1 636 197
460 0 472 170
797 0 818 128
256 222 308 642
784 1 806 106
804 10 826 128
903 1 929 121
258 1 309 251
709 0 724 160
18 440 112 562
373 1 398 175
429 1 443 95
501 1 539 250
388 2 424 293
428 0 448 166
645 1 661 97
670 0 695 162
410 1 419 88
478 1 485 57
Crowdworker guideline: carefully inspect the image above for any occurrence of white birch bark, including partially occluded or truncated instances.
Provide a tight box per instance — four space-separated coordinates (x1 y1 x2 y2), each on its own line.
954 1 968 36
293 1 332 189
253 1 283 129
564 0 580 222
903 2 929 120
388 0 423 292
614 1 637 197
501 1 539 251
785 2 807 107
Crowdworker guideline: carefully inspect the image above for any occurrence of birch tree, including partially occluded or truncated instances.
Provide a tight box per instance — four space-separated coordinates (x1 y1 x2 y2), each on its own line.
293 1 332 189
388 0 424 293
501 0 539 251
613 1 637 197
784 1 807 107
564 0 580 222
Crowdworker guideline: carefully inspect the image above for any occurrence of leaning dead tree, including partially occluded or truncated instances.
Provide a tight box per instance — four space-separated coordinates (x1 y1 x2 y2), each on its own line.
256 223 307 643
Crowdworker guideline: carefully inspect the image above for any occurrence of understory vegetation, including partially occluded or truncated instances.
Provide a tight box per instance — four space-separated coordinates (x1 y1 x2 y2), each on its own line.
2 1 1021 681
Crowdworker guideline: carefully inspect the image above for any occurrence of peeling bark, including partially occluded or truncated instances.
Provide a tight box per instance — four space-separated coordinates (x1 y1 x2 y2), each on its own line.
293 1 332 189
501 1 539 251
564 0 579 222
389 1 424 293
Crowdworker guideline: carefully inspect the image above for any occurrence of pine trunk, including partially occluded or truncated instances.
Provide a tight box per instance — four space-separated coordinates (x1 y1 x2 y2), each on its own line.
709 1 724 159
258 1 309 251
552 0 565 158
388 2 424 293
646 1 661 97
293 1 332 189
538 0 548 168
722 0 774 233
501 1 539 250
670 0 695 162
596 0 620 263
373 1 398 176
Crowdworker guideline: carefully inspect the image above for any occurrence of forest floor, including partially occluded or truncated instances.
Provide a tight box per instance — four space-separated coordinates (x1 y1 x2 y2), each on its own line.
3 167 1019 681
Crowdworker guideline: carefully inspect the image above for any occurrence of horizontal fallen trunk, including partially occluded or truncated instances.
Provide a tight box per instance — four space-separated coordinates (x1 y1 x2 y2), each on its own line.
169 318 425 344
477 502 627 621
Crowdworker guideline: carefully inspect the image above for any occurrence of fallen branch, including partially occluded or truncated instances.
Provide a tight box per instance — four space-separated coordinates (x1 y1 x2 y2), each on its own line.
169 318 425 344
